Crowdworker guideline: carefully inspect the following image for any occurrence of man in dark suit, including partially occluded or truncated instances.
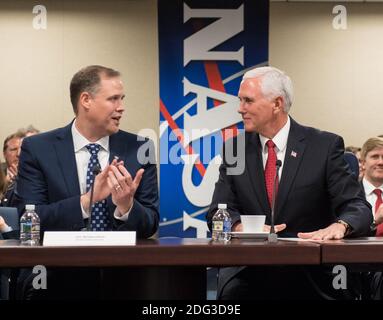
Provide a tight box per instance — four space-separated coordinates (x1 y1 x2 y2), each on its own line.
207 66 372 300
358 137 383 299
1 131 25 207
13 65 159 299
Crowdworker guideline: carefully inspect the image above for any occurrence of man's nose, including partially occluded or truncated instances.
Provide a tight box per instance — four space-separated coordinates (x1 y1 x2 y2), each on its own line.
238 100 245 114
117 100 125 113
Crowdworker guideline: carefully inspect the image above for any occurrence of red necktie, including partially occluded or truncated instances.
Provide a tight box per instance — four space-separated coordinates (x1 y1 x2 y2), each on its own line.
373 189 383 236
265 140 278 208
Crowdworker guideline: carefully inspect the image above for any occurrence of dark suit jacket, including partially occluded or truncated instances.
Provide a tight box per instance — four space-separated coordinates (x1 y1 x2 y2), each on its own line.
207 118 372 296
13 122 159 239
0 229 19 240
359 181 378 236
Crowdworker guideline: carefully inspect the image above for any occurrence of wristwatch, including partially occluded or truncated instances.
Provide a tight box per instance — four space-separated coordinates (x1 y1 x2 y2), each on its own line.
371 219 378 232
336 220 351 236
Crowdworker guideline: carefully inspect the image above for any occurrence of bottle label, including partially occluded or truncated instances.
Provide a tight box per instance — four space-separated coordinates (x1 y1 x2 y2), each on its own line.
21 222 40 236
212 221 223 232
21 222 32 233
223 220 231 232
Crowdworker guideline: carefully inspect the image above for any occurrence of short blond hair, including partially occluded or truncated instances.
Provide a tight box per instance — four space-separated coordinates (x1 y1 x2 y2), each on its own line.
361 137 383 161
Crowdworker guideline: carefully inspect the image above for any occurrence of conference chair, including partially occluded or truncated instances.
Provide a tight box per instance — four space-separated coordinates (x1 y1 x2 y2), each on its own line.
344 151 359 179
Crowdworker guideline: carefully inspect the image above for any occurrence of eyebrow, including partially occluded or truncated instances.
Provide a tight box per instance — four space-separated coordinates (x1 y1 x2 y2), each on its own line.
108 94 125 100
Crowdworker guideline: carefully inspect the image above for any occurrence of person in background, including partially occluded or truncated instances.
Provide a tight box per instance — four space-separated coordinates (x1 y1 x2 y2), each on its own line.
1 131 26 206
23 125 40 138
0 167 6 206
1 132 23 185
0 205 19 301
359 137 383 236
360 137 383 299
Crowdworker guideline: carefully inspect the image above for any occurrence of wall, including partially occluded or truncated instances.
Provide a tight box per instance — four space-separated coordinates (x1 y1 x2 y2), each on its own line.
270 2 383 147
1 1 383 160
0 0 158 158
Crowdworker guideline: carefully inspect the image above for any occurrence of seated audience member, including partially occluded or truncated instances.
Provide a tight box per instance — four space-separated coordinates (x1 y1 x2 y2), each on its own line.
0 212 18 301
13 65 159 299
1 131 25 206
346 146 362 158
23 125 40 138
359 137 383 236
2 132 23 185
0 168 6 206
207 66 372 300
4 126 40 206
361 138 383 300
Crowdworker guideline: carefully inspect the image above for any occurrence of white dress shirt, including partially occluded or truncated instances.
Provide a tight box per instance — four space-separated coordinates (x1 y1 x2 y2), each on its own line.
0 224 12 233
71 121 130 221
362 177 383 219
258 116 291 181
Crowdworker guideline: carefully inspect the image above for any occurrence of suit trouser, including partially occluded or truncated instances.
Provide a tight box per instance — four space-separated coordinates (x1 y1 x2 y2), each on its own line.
17 268 102 300
218 265 364 300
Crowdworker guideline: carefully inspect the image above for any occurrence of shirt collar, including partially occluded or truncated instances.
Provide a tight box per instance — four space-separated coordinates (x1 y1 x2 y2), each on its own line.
259 116 290 153
362 177 383 196
71 120 109 153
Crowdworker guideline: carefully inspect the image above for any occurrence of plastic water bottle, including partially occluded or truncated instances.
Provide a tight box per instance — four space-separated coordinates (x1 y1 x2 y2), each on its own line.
20 204 40 246
212 203 232 242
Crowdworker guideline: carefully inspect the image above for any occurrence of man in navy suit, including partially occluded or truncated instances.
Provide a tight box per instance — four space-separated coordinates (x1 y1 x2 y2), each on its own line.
207 66 372 300
13 65 159 299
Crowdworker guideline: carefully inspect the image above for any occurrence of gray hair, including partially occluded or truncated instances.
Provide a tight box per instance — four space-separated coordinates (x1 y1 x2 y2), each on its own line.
242 66 293 112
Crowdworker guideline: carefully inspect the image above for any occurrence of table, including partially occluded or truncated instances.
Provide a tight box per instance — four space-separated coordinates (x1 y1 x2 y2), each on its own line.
0 237 321 299
321 237 383 265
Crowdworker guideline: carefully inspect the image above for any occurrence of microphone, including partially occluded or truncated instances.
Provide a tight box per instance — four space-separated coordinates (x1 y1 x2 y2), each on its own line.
268 159 282 243
87 164 101 231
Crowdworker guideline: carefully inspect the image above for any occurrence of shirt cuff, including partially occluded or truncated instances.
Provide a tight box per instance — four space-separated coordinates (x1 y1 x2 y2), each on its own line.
114 204 133 221
0 225 13 234
80 201 90 219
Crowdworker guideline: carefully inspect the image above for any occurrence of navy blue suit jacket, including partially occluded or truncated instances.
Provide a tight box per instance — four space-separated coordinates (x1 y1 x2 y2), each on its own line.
13 122 159 239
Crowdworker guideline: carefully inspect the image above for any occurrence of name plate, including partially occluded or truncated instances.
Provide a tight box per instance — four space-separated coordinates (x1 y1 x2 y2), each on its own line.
43 231 136 246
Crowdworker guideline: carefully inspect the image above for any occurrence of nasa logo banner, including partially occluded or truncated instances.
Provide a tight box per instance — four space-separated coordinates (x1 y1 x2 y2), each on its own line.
158 0 269 237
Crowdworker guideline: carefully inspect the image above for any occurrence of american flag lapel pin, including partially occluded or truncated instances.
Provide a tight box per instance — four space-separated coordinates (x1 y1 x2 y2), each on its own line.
291 150 297 158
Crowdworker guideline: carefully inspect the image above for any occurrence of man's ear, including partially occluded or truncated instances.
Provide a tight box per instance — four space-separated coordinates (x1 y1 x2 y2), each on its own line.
361 160 366 171
79 92 92 111
273 96 284 113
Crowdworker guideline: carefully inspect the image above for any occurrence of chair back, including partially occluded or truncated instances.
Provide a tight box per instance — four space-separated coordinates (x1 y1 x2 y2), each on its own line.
344 151 359 178
0 207 19 231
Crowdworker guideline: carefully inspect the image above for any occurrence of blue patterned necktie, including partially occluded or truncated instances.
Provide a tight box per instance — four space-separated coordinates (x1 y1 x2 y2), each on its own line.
86 143 111 231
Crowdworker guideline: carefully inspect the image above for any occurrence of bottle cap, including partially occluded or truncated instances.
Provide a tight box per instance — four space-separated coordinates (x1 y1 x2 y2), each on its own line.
26 204 35 210
218 203 227 209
